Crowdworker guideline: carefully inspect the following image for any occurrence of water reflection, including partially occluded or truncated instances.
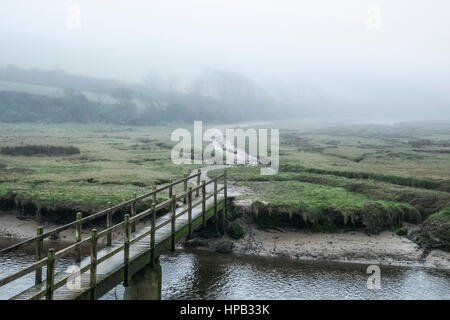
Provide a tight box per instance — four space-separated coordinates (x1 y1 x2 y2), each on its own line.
1 237 449 300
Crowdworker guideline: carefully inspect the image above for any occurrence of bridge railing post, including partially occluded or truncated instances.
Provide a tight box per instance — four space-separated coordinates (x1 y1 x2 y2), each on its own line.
106 205 112 247
89 229 98 300
35 226 43 285
183 173 188 204
131 193 137 233
214 178 219 235
223 170 228 233
123 214 130 287
75 212 82 262
45 248 55 300
170 195 176 251
153 185 157 204
196 169 201 197
168 179 173 199
150 203 156 266
202 180 206 228
188 187 193 239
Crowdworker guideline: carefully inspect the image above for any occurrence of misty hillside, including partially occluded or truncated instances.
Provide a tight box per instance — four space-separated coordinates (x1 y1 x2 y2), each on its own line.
0 66 281 124
1 65 449 124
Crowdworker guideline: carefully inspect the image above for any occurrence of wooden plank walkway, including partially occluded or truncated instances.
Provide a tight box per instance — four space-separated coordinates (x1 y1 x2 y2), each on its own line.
0 171 227 300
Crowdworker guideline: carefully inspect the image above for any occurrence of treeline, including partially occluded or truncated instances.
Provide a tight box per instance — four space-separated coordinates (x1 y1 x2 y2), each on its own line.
1 145 80 156
0 90 263 124
0 66 281 124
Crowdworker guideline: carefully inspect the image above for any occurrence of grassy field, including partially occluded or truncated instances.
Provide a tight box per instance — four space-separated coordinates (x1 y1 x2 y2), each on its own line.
209 120 450 234
0 123 200 221
1 120 450 235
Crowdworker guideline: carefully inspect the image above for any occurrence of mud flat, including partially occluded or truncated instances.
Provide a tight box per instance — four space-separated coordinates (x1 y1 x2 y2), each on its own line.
194 222 450 270
189 198 450 270
0 210 141 242
2 207 450 270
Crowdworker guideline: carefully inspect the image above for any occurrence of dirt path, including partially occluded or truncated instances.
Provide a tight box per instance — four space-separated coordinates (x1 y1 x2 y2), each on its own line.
188 164 253 196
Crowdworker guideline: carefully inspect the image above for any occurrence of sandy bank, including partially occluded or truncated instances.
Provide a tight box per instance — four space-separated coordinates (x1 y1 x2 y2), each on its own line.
2 209 449 270
191 220 450 270
0 210 140 242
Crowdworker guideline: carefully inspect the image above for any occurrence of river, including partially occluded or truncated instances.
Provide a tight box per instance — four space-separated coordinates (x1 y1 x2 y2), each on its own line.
0 237 449 300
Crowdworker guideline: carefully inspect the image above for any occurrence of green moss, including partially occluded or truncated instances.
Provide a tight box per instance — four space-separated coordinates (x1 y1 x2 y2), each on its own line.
425 207 450 223
393 226 408 236
227 222 244 239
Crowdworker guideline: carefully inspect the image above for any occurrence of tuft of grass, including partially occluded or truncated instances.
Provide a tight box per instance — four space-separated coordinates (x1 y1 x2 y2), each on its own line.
393 226 408 236
425 207 450 223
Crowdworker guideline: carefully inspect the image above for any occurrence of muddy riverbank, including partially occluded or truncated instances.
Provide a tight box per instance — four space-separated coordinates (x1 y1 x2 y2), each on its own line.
2 161 449 272
1 206 450 271
191 222 450 270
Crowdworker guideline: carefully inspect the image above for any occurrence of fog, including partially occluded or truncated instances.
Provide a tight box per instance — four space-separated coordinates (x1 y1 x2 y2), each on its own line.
1 0 449 120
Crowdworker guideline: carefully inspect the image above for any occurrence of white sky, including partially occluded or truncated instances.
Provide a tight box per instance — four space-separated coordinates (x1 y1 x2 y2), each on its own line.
0 0 449 111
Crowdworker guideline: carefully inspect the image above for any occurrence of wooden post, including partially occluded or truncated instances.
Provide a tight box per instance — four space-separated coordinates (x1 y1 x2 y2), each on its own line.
214 178 219 235
75 212 82 263
36 206 42 223
45 248 55 300
202 180 206 228
223 170 228 233
196 169 201 197
131 193 137 233
188 187 193 239
150 203 156 266
123 214 130 287
153 185 157 205
183 173 188 204
35 226 44 284
170 195 176 251
89 229 98 300
168 180 173 199
106 209 112 247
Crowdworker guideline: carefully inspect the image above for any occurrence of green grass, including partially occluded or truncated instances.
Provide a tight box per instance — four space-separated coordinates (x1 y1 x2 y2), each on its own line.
210 158 450 220
244 180 414 220
279 164 450 192
208 119 450 234
425 207 450 223
0 123 200 215
2 120 450 231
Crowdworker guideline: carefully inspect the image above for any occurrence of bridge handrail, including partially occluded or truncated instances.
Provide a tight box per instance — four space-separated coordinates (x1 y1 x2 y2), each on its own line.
0 171 227 299
0 171 202 255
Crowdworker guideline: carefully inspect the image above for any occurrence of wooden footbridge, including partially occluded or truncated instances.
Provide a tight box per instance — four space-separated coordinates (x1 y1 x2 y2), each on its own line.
0 169 228 300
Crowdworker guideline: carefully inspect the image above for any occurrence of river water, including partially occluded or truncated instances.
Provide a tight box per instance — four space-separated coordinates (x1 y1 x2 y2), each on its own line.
1 238 449 300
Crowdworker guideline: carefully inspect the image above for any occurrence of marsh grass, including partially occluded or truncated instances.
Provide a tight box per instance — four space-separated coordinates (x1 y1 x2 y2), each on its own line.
1 145 80 156
426 207 450 223
0 123 199 219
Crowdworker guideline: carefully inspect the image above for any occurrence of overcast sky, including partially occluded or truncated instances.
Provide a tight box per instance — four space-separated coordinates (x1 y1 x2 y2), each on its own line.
1 0 449 115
